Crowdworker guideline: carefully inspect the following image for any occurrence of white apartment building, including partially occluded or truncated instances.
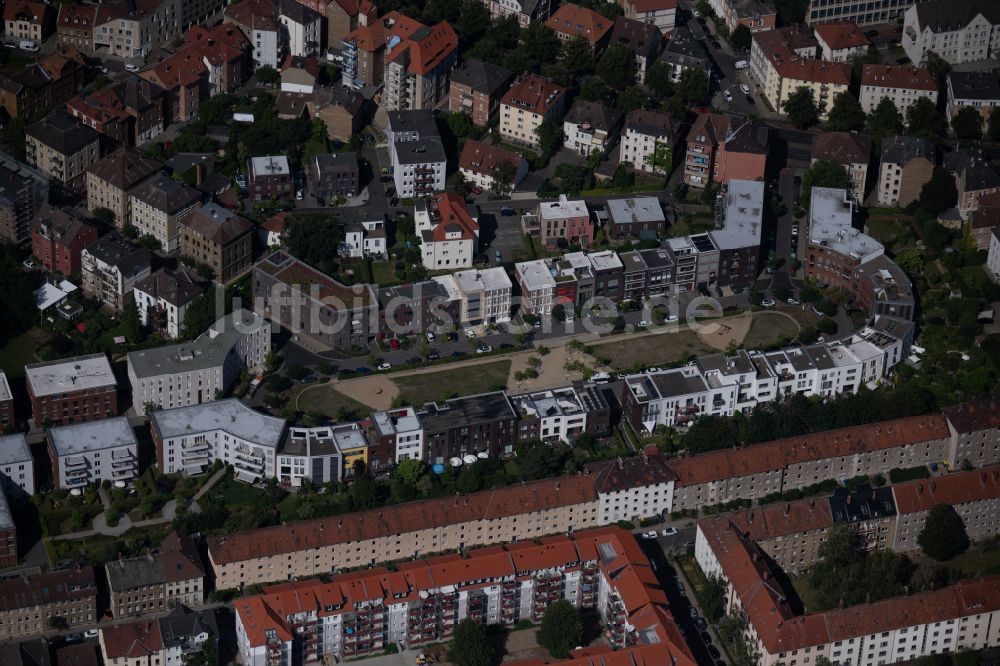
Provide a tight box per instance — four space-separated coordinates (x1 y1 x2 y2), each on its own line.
859 64 939 115
594 454 676 525
0 434 35 496
339 215 387 259
129 174 202 253
902 0 1000 66
618 109 676 175
415 193 479 270
277 426 349 487
988 228 1000 282
619 0 676 36
372 407 424 463
151 398 286 482
498 74 567 149
562 101 622 157
387 110 447 199
133 268 205 340
477 0 550 27
814 21 871 62
278 0 321 57
515 259 557 315
47 417 138 489
512 387 591 445
433 267 511 325
126 309 271 413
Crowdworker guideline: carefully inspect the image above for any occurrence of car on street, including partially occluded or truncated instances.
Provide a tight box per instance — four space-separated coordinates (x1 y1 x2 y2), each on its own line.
64 634 83 644
661 527 678 536
791 224 799 235
690 607 700 618
425 332 435 343
708 646 722 660
84 629 99 638
642 531 658 539
692 8 701 16
427 352 440 361
666 314 679 323
682 540 694 548
639 319 651 327
500 206 516 216
476 345 493 354
695 617 708 630
740 83 751 95
761 297 776 307
495 249 502 263
124 63 140 72
465 327 476 338
20 41 39 52
95 64 109 73
22 259 35 269
723 90 732 102
377 361 391 371
647 367 662 373
787 297 800 305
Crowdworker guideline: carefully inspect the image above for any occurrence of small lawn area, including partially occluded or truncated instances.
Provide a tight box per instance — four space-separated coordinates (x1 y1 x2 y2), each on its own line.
46 524 173 567
208 476 272 507
916 542 1000 579
370 260 403 286
743 312 800 350
394 360 511 406
34 488 105 537
295 383 372 421
589 330 715 372
865 216 919 254
789 574 826 614
0 328 47 378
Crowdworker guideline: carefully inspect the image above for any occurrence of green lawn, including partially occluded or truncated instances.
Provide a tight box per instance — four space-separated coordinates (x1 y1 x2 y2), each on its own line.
789 574 826 613
920 544 1000 578
0 329 46 378
207 476 270 507
296 383 372 420
393 360 511 406
743 312 800 350
370 261 402 286
590 330 715 372
865 216 918 254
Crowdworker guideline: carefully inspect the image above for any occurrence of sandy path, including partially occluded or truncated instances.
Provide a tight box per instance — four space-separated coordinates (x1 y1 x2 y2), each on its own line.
697 314 753 351
332 375 399 410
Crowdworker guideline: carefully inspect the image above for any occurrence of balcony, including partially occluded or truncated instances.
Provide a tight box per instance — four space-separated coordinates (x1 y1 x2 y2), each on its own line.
182 439 210 451
112 458 133 469
112 467 135 479
64 456 88 469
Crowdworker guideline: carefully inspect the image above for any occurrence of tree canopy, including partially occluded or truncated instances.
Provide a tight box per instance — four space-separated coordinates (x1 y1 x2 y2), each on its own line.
808 526 911 609
730 24 752 51
951 106 982 141
0 243 36 346
284 214 343 275
800 159 848 208
597 44 637 89
867 97 903 138
906 96 947 141
826 91 866 131
538 599 584 658
448 618 494 666
918 167 958 217
918 504 970 561
676 68 709 106
784 86 819 129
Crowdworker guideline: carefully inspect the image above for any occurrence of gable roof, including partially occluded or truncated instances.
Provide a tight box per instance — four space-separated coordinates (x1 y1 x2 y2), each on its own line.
86 147 162 190
813 20 871 51
811 131 870 166
458 139 524 177
545 3 613 45
451 58 513 96
100 621 164 659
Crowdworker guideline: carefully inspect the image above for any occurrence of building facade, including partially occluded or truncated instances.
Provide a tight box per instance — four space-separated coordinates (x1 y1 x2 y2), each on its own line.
25 353 118 427
47 416 137 489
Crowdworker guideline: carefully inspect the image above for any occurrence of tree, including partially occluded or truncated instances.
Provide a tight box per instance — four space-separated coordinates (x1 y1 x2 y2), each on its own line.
447 171 469 197
918 504 970 561
644 61 673 100
538 599 583 658
255 65 280 85
184 636 217 666
988 107 1000 142
784 86 818 129
448 618 494 666
579 76 609 102
93 207 116 227
924 51 951 81
826 91 866 131
560 37 596 80
676 68 709 105
906 96 946 141
48 616 69 630
122 297 145 342
395 458 427 487
491 159 517 197
951 106 982 140
867 97 903 139
919 167 958 217
800 159 848 208
535 119 562 157
701 574 727 620
284 214 343 274
447 111 473 138
730 24 752 51
138 234 162 251
516 22 561 73
0 243 37 346
181 287 222 339
597 44 636 89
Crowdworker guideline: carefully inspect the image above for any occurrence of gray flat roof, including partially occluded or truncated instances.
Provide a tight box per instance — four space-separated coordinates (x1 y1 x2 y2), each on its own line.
49 416 137 456
26 353 116 398
251 155 290 177
516 259 556 291
712 179 764 250
809 187 883 261
0 434 31 467
607 197 665 225
151 398 286 449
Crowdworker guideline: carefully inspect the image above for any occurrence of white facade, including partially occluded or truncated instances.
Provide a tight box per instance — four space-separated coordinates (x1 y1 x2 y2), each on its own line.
133 287 190 340
433 267 512 324
988 229 1000 282
48 417 138 489
860 78 938 115
621 0 676 35
619 125 672 175
339 219 387 259
514 259 556 315
902 1 1000 66
0 434 35 496
372 407 424 463
279 9 321 57
152 399 285 482
254 27 281 69
414 197 479 271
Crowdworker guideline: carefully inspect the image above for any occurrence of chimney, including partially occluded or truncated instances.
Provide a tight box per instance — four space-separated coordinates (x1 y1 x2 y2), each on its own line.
784 504 790 516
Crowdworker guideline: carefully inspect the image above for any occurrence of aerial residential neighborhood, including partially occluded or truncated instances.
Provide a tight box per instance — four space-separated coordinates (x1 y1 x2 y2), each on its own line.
2 0 1000 665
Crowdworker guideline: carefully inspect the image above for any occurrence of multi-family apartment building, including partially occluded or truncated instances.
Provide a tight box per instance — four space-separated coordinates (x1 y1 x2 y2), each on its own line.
477 0 551 28
368 406 424 466
180 202 254 284
0 567 97 640
892 466 1000 551
943 399 1000 468
608 16 663 84
511 385 610 444
877 135 934 207
458 139 529 193
81 232 153 312
85 147 162 228
814 20 871 61
0 433 34 497
382 20 457 111
386 110 446 198
606 196 665 240
253 250 378 352
972 193 1000 250
279 0 321 57
133 267 205 340
448 58 513 126
0 150 48 245
806 186 884 287
0 490 14 567
750 28 851 120
618 0 677 36
562 100 623 156
249 155 292 202
545 3 613 51
25 353 118 427
415 192 479 270
66 77 166 147
498 73 567 149
515 250 624 313
945 149 1000 219
56 3 96 51
5 1 52 44
710 0 776 33
537 195 593 249
805 0 912 27
25 111 101 193
104 604 219 666
902 0 1000 66
106 532 205 618
151 398 285 481
415 391 519 463
431 267 512 325
31 206 99 276
341 11 427 89
0 372 12 431
619 108 677 176
47 416 138 489
685 113 769 188
338 210 387 259
325 0 378 48
947 71 1000 127
860 64 938 115
309 152 359 200
618 246 677 300
660 25 712 82
224 0 282 68
0 48 86 122
92 0 186 62
811 131 871 203
127 309 271 413
129 173 202 253
309 85 366 141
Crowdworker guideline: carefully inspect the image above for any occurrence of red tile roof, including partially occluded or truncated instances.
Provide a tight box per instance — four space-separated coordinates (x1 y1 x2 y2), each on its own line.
753 29 851 86
4 1 47 25
345 11 424 53
501 73 567 116
813 21 870 51
861 64 938 91
624 0 679 13
426 191 479 243
100 621 164 659
388 21 457 76
893 465 1000 514
943 399 1000 433
545 3 613 45
458 139 524 177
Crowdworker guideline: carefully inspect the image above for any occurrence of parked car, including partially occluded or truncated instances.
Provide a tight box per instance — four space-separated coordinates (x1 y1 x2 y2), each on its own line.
642 531 658 539
661 527 678 536
476 345 493 354
690 607 700 618
22 259 35 269
692 8 701 16
740 83 751 95
500 206 516 216
761 297 776 307
84 629 99 639
465 327 476 338
425 332 435 342
20 41 39 52
376 361 391 371
723 90 733 102
666 314 679 323
64 634 83 644
694 617 708 630
495 249 502 263
639 320 651 327
124 63 140 72
427 352 440 361
787 297 800 305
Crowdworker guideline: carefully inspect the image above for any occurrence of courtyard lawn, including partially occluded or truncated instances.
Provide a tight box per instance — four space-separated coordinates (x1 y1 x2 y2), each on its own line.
369 261 402 287
865 216 919 254
743 312 801 350
919 544 1000 579
295 383 372 421
208 476 271 507
0 329 46 378
393 360 511 406
589 330 715 372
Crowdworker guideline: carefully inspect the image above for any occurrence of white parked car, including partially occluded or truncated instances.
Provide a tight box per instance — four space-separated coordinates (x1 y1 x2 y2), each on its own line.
377 362 391 371
692 8 701 17
638 320 651 327
19 41 39 52
295 190 303 200
761 297 776 307
84 629 99 639
661 527 678 537
476 345 492 354
740 83 751 95
723 90 733 102
425 332 435 342
124 63 140 73
666 314 679 323
564 313 574 323
787 297 800 305
464 327 476 338
642 531 658 539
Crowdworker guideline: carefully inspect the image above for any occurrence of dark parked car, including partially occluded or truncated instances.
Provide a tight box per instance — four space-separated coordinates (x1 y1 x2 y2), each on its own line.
427 352 440 361
500 206 516 216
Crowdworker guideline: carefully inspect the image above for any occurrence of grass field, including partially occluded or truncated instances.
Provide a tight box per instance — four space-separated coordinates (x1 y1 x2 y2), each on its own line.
866 216 918 254
743 312 800 349
0 329 46 378
296 383 371 420
590 330 715 371
394 360 512 406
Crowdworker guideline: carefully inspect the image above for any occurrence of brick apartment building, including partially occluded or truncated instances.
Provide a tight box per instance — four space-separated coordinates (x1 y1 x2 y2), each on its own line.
24 353 118 427
31 205 99 275
179 202 253 284
0 567 97 640
448 58 513 126
249 155 293 201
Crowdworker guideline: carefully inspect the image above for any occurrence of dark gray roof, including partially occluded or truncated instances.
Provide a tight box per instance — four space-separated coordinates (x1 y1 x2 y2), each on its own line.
134 267 205 308
880 135 933 165
87 147 162 190
624 109 675 138
724 120 770 155
608 16 661 58
279 0 321 24
130 173 203 213
451 58 513 96
158 605 220 651
387 109 439 138
376 280 448 309
418 391 516 431
948 71 1000 101
662 26 711 67
314 152 359 173
83 232 153 276
26 111 100 155
829 485 896 523
565 100 623 132
15 639 51 666
638 246 675 269
394 139 446 165
914 0 1000 32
